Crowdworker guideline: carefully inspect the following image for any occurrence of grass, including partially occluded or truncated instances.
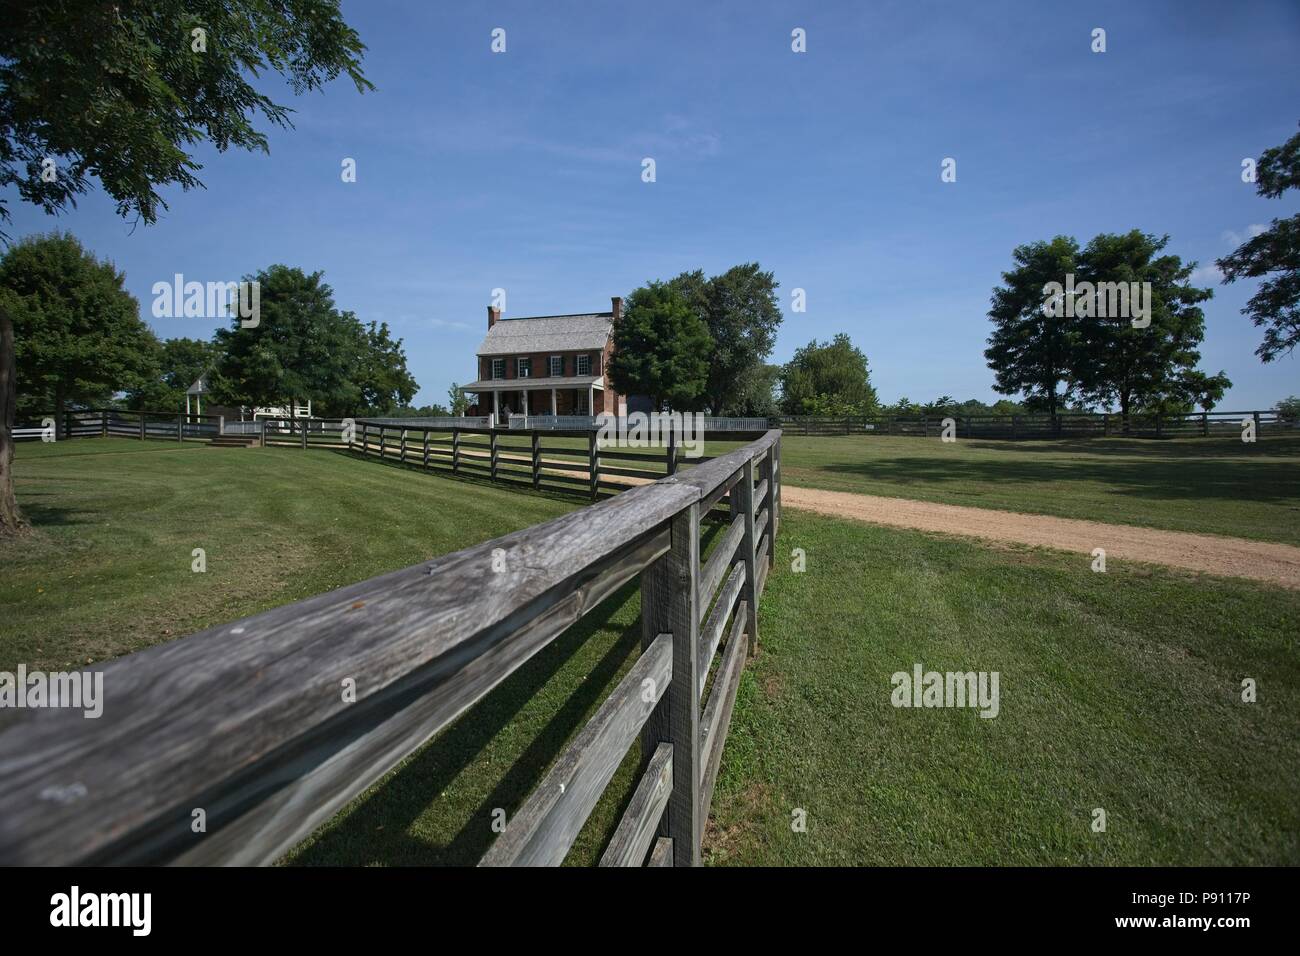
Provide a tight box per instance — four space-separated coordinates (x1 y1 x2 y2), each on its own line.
4 436 1297 865
710 509 1300 865
763 434 1300 546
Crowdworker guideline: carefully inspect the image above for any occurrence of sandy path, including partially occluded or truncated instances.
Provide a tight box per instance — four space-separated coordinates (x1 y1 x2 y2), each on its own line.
781 485 1300 589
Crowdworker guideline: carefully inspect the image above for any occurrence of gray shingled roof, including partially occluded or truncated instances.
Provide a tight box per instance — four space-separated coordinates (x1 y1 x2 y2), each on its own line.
476 312 613 356
461 374 603 392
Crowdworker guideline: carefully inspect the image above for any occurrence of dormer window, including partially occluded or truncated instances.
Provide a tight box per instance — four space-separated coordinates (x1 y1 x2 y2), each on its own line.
491 358 505 380
517 357 532 378
576 354 591 376
549 355 562 377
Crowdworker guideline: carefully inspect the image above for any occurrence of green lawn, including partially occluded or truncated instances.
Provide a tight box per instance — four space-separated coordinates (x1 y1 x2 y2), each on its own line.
766 434 1300 546
4 436 1297 865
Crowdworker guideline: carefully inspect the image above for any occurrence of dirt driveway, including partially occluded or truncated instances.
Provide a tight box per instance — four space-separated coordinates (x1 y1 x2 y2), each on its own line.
782 485 1300 589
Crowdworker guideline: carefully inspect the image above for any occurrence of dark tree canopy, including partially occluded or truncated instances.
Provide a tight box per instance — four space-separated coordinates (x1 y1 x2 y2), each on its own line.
127 336 220 411
779 333 878 416
0 232 160 425
608 281 713 411
667 264 782 414
0 0 372 229
1217 123 1300 362
984 236 1080 417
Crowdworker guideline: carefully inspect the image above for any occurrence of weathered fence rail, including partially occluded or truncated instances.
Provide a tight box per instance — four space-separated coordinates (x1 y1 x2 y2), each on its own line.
776 409 1289 439
350 419 767 502
12 408 222 442
0 429 782 867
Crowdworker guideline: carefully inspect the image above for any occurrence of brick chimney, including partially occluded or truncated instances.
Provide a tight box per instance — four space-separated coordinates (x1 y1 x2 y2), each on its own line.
610 296 623 322
488 305 500 329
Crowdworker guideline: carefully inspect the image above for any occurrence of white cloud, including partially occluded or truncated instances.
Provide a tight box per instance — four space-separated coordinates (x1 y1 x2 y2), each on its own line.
1190 263 1223 283
1222 223 1268 246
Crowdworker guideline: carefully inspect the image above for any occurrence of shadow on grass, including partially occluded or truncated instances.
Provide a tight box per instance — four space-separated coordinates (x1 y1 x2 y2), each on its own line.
818 453 1300 505
288 579 643 866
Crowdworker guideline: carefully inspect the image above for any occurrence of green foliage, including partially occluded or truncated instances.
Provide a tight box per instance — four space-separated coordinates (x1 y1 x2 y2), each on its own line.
779 333 878 416
609 281 713 410
986 232 1225 417
210 265 416 418
0 232 160 418
1274 395 1300 422
729 363 780 418
0 0 372 230
1217 123 1300 362
667 264 782 414
984 236 1081 416
447 383 469 416
126 337 219 411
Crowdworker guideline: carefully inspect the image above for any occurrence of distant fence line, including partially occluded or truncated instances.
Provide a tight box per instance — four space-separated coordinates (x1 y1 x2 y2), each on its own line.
774 409 1290 439
0 427 783 867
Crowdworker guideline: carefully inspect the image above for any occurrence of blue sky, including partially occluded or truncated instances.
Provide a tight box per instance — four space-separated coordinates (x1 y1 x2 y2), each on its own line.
6 0 1299 409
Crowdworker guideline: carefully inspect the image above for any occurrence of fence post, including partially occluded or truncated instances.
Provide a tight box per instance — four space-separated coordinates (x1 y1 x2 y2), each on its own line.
923 416 929 438
1202 412 1209 437
666 424 677 476
1156 414 1163 439
302 421 309 451
1103 413 1109 437
360 423 368 455
738 458 759 655
1011 415 1019 439
177 414 184 441
101 409 108 438
639 501 702 866
490 429 499 482
531 430 540 489
399 428 407 462
774 433 782 539
453 428 461 475
423 430 430 471
137 414 145 442
379 426 387 460
1253 410 1261 437
587 431 598 500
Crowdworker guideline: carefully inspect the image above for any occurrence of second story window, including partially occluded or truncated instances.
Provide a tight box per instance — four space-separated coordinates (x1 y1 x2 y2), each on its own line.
549 355 562 377
491 358 505 380
517 357 532 378
576 354 591 376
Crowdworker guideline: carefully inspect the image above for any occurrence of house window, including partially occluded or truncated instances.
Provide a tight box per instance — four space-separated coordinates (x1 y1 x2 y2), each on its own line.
575 390 589 414
576 354 591 376
517 357 532 378
549 355 562 377
491 358 505 380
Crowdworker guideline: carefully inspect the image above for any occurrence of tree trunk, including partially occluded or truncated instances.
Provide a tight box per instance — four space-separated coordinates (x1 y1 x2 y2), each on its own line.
1119 392 1131 435
0 305 27 536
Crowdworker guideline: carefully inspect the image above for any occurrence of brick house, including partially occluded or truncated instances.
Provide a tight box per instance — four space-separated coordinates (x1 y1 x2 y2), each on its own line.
462 297 638 419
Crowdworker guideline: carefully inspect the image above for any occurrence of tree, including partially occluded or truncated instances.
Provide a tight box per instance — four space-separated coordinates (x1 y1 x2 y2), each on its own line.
985 236 1081 419
0 232 160 434
1071 231 1215 422
447 384 469 416
1275 395 1300 423
779 334 878 416
126 337 220 412
351 318 417 415
0 0 371 535
668 264 782 414
1217 124 1300 362
730 363 780 418
209 266 363 421
608 282 712 410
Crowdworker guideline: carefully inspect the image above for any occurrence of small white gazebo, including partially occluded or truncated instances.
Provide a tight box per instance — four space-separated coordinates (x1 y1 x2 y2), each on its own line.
185 375 208 417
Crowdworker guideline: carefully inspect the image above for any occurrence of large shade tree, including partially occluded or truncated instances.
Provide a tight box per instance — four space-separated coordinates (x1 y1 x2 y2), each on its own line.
126 337 221 412
779 334 878 416
1218 123 1300 362
0 0 371 535
984 236 1081 419
0 232 160 433
608 281 713 411
668 264 783 415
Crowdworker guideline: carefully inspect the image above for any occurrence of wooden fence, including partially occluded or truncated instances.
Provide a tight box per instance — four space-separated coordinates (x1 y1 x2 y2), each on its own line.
12 407 223 441
776 409 1290 439
0 429 782 867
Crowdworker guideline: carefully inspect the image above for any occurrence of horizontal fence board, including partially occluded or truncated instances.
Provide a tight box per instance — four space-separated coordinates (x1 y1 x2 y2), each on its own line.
699 604 747 821
699 514 745 608
647 836 673 867
480 633 672 867
598 741 673 867
698 563 745 699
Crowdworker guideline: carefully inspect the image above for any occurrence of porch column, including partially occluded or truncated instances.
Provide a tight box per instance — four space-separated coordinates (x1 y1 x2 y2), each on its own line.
493 390 500 419
588 385 595 417
520 390 527 418
551 389 557 415
185 394 191 417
